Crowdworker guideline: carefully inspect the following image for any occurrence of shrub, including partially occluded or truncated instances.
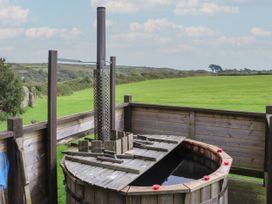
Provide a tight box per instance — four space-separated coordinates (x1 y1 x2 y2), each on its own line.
0 58 24 118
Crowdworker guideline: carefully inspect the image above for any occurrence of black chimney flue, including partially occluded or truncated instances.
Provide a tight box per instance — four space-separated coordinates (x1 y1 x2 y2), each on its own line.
94 7 111 141
97 7 106 70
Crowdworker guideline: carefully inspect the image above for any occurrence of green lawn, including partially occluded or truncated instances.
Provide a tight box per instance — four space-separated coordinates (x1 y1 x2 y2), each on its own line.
1 75 272 203
2 75 272 130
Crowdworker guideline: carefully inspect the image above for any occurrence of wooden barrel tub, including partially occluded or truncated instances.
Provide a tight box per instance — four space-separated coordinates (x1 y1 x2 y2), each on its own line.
61 139 232 204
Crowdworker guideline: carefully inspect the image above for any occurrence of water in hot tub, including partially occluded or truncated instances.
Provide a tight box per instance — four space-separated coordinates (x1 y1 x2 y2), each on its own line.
131 145 215 186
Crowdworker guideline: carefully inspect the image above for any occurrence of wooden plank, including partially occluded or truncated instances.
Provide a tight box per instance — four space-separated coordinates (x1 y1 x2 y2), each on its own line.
201 185 211 202
190 190 200 204
188 112 195 139
47 50 58 204
196 112 264 122
62 151 103 157
132 127 187 137
15 137 32 204
78 141 89 152
130 103 265 118
65 156 140 174
135 135 179 144
132 119 189 134
96 156 124 164
132 109 189 124
141 195 157 204
0 131 13 140
7 118 24 204
95 187 109 204
195 134 265 149
123 153 157 161
133 142 168 152
173 194 185 204
84 185 95 203
195 125 265 139
195 116 265 131
158 194 173 204
267 114 272 204
108 190 124 204
124 95 132 132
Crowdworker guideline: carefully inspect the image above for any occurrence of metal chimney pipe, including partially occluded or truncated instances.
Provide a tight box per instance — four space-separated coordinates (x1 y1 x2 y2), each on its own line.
97 7 106 70
94 7 111 141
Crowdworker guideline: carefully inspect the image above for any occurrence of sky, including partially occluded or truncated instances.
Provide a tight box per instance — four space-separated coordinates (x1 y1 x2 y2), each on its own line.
0 0 271 70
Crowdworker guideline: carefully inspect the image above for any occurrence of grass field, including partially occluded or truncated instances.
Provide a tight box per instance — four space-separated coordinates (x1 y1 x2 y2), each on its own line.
1 75 272 130
1 75 271 203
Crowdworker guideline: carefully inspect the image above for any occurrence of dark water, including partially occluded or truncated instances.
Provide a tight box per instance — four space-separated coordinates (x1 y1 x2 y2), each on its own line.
131 145 215 186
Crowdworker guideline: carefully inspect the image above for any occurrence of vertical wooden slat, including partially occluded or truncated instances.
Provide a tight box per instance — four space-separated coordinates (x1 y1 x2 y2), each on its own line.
188 112 195 139
141 195 157 204
158 194 173 204
47 50 58 204
95 187 108 204
124 95 132 132
110 56 116 131
173 194 185 204
7 118 24 204
267 113 272 204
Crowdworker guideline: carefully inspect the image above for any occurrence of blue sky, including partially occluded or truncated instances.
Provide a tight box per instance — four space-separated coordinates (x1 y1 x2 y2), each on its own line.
0 0 271 70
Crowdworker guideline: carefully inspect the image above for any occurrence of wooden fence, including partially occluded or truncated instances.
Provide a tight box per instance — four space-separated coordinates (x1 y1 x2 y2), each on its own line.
0 104 126 204
0 97 271 204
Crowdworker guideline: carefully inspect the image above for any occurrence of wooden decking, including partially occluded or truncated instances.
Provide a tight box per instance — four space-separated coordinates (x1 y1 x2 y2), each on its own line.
63 134 185 191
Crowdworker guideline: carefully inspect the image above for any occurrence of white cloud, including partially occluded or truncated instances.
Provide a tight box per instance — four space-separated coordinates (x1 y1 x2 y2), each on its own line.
0 28 24 39
142 0 172 8
205 35 255 46
0 46 14 52
0 27 81 40
184 26 215 37
25 27 82 39
129 18 215 38
0 1 29 23
175 0 239 16
25 27 63 39
251 27 272 37
112 32 171 45
91 0 172 13
130 18 182 33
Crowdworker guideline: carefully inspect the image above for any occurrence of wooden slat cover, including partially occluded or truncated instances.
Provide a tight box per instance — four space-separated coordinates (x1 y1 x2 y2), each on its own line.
64 135 185 191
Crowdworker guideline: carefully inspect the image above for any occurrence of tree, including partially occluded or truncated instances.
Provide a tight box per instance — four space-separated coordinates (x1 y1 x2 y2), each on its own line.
209 64 223 73
0 58 24 118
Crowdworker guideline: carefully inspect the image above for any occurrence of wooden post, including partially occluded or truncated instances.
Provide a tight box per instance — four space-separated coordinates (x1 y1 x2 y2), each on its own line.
47 50 58 204
266 105 272 204
124 95 132 132
7 118 24 204
110 56 116 131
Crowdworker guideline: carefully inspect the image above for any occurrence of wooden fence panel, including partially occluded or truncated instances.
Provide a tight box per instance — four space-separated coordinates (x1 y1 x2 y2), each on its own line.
194 112 265 170
130 104 266 171
131 108 189 137
0 104 127 204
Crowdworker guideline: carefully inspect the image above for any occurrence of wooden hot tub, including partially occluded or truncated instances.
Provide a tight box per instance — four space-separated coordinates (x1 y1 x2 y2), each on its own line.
61 136 232 204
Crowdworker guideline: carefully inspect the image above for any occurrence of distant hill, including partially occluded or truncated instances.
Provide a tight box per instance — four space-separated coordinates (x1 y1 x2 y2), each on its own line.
9 63 210 96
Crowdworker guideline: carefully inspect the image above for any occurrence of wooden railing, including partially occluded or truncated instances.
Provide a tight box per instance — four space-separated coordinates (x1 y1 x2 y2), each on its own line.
0 103 127 204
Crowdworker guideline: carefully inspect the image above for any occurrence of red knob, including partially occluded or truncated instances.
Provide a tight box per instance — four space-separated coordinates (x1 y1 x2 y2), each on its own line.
217 148 223 153
203 176 210 181
224 161 229 166
153 184 160 190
